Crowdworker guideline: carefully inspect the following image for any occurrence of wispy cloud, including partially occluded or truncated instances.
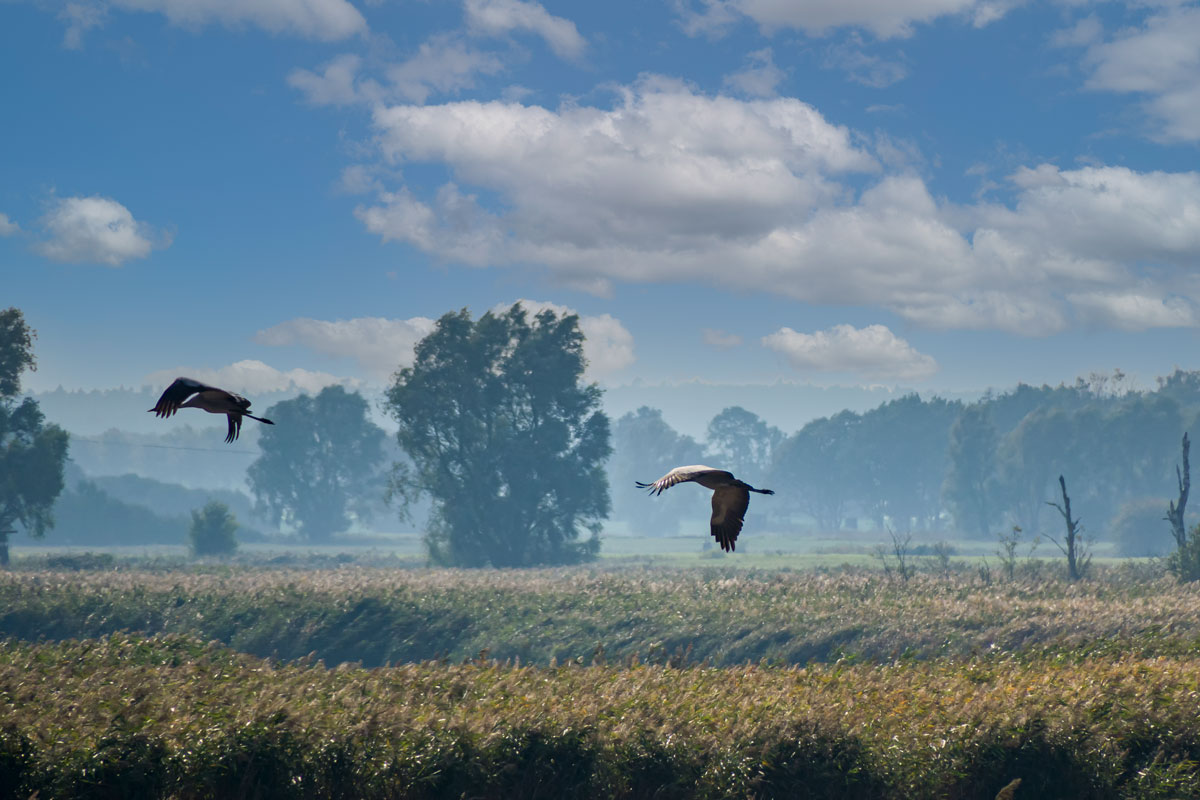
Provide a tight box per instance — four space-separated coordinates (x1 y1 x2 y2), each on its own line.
289 36 507 107
145 360 352 396
0 213 19 237
255 316 437 380
822 35 909 87
109 0 366 41
1081 5 1200 142
703 328 743 349
674 0 1016 40
59 1 107 49
723 48 786 97
465 0 586 60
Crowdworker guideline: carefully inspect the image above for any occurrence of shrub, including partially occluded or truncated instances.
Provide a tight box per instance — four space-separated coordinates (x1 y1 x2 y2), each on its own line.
189 501 238 558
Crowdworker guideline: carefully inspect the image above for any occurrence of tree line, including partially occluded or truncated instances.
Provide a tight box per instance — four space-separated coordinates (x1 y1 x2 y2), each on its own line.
5 301 1200 568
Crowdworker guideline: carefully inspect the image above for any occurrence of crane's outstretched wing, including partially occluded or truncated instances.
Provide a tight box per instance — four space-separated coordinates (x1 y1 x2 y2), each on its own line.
636 465 731 495
225 413 243 444
149 377 218 418
710 485 751 552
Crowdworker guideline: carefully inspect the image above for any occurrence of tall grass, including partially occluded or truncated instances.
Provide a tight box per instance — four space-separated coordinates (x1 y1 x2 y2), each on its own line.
2 565 1198 667
3 634 1200 798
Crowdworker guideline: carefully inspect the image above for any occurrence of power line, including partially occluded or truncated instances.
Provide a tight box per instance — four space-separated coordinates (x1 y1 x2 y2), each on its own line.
69 438 258 455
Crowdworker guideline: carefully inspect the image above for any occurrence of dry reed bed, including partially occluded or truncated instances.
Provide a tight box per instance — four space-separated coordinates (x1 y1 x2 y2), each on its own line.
3 567 1200 666
2 634 1199 798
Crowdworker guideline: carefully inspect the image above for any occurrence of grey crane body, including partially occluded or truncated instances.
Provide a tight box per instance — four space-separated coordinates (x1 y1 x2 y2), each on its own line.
636 464 774 552
149 377 275 443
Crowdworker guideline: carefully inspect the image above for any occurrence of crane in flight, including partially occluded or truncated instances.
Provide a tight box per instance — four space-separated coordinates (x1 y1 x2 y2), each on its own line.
149 377 274 443
636 465 774 552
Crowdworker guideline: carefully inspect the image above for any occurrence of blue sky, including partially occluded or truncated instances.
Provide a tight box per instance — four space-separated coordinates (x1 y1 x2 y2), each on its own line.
5 0 1200 412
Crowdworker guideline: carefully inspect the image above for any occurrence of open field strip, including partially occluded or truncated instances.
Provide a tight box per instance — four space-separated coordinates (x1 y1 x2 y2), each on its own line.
3 634 1200 798
2 566 1198 667
5 566 1200 797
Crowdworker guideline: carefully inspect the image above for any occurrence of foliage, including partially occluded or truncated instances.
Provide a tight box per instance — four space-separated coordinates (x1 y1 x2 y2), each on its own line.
5 634 1200 798
704 406 782 480
385 305 611 567
189 500 238 557
1166 521 1200 583
608 406 705 537
248 386 386 541
770 410 860 530
0 308 69 565
942 404 999 537
855 394 962 530
0 308 36 399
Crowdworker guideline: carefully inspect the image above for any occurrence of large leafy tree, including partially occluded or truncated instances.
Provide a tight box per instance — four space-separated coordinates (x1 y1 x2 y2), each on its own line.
704 406 782 480
854 394 962 531
942 405 1000 538
771 410 861 531
248 385 387 541
610 406 705 537
0 308 69 565
385 304 611 567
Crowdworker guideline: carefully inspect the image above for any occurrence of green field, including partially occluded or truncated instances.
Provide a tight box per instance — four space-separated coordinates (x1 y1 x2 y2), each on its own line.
2 559 1197 798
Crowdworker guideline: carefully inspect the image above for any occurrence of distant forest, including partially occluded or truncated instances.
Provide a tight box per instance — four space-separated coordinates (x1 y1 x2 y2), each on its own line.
30 368 1200 555
610 369 1200 556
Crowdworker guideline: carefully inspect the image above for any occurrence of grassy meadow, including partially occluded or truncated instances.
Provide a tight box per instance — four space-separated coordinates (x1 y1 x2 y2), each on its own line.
3 558 1200 798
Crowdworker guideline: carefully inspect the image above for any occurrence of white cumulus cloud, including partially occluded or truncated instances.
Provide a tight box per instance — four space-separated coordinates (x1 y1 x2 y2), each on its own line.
359 76 875 290
762 324 938 380
145 360 351 396
349 77 1200 336
36 195 168 266
255 316 438 379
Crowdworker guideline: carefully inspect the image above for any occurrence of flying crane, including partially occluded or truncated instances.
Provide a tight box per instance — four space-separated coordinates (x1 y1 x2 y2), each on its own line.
149 377 274 443
636 465 774 552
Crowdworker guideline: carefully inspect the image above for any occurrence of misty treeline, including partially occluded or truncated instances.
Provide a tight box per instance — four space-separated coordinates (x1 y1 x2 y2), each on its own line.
11 295 1200 565
610 369 1200 556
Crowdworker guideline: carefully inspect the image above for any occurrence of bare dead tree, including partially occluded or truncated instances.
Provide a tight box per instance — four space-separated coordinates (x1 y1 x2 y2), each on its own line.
1046 474 1090 581
874 526 913 582
1167 432 1190 550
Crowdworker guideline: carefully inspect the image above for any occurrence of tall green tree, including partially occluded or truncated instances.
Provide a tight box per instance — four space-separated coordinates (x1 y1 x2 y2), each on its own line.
704 406 782 480
942 405 999 538
854 394 961 530
385 305 611 567
248 385 386 541
771 410 861 531
0 308 69 565
610 406 705 537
